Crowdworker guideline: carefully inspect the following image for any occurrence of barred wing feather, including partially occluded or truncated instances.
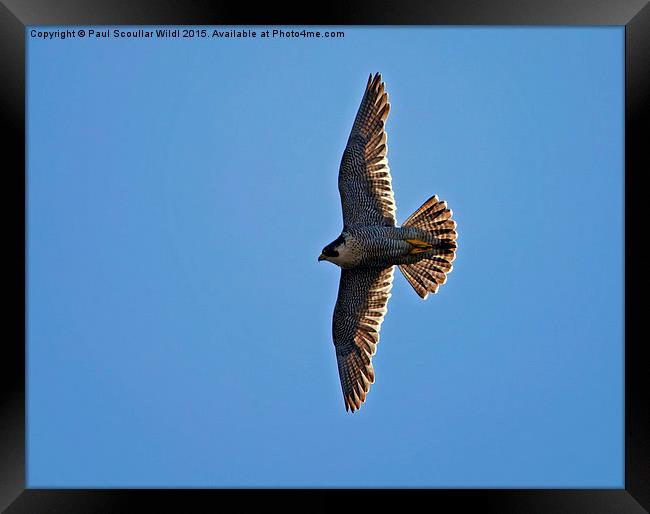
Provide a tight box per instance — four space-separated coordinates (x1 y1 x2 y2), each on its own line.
333 266 394 412
338 73 396 228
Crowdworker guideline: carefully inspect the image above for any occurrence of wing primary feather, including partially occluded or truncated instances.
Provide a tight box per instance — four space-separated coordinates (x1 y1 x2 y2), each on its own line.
338 73 396 227
332 267 394 412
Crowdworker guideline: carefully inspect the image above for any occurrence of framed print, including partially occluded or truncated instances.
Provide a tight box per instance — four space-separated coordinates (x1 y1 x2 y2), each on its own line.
2 1 648 512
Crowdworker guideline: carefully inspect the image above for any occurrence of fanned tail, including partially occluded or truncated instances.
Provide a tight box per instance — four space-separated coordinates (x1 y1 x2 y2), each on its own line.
399 195 457 299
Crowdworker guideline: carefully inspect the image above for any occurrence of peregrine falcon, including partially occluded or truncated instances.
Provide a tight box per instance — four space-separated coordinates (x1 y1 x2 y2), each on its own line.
319 73 458 412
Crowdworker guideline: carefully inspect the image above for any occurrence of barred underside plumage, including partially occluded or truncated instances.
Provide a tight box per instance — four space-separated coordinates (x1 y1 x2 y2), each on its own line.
333 266 394 412
338 73 396 228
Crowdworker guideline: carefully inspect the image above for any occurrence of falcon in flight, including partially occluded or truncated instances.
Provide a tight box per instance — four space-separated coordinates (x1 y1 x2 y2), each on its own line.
319 73 458 412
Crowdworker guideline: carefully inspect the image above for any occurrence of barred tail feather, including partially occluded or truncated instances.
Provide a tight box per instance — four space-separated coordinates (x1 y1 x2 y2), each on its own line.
399 195 457 299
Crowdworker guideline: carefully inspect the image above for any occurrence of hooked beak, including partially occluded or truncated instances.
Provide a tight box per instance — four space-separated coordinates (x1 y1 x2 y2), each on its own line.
318 253 326 262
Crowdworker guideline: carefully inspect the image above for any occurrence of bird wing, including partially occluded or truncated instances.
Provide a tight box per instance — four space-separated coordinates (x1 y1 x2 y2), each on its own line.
333 266 394 412
338 73 396 228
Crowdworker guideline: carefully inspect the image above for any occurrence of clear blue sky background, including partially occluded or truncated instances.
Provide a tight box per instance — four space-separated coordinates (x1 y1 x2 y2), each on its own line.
27 26 624 487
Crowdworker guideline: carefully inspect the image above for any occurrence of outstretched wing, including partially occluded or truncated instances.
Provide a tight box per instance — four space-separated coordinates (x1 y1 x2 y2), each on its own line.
338 73 396 228
333 266 394 412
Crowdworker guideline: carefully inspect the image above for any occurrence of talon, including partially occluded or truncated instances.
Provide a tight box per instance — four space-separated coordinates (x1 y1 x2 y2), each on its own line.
406 238 433 254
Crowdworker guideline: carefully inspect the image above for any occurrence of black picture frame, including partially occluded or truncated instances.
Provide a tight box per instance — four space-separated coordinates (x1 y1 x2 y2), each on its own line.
2 1 648 512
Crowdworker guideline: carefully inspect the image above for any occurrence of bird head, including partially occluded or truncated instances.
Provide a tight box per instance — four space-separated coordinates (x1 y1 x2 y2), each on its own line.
318 234 347 264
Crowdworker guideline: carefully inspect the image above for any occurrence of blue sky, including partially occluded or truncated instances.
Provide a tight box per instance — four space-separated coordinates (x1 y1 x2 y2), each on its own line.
27 26 624 487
